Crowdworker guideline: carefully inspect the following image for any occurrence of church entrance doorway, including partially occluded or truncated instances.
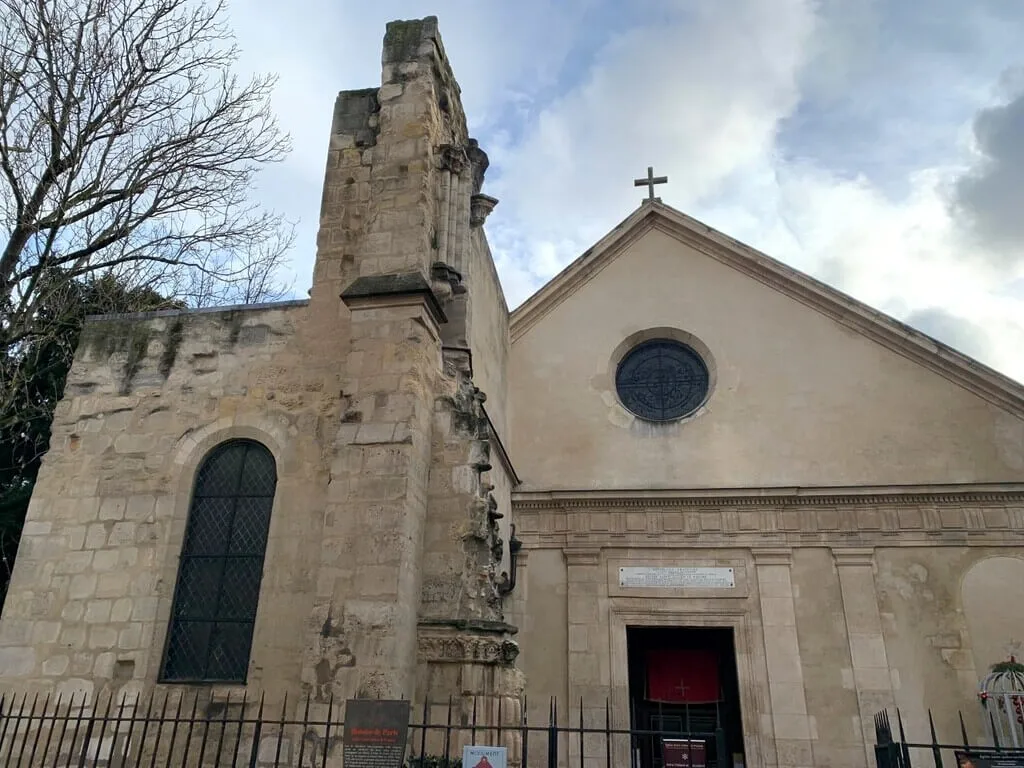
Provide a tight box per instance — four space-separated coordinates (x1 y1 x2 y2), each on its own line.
626 626 745 768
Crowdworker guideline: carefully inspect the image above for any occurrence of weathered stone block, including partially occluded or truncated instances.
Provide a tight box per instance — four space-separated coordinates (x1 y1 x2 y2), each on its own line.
57 626 86 651
107 522 136 546
99 497 126 521
130 597 158 622
31 621 62 644
354 423 397 444
93 652 116 677
42 655 70 676
88 626 118 649
55 551 93 575
75 497 101 522
22 520 52 536
84 524 107 549
61 602 85 622
84 600 112 624
69 574 97 600
118 624 143 650
96 571 131 598
110 598 133 623
0 647 36 676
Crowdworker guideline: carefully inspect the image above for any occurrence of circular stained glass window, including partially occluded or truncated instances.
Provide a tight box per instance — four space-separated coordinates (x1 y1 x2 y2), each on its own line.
615 339 710 422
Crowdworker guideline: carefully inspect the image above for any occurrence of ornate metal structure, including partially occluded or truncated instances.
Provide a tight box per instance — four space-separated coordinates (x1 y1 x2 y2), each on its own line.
980 656 1024 748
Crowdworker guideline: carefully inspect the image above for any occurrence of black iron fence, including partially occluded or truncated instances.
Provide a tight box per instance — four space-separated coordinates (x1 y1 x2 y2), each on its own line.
0 691 728 768
874 708 1024 768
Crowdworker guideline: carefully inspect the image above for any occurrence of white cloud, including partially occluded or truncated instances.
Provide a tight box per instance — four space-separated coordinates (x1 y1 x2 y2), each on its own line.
699 161 1024 381
223 0 596 293
486 0 817 282
220 0 1024 383
476 0 1024 383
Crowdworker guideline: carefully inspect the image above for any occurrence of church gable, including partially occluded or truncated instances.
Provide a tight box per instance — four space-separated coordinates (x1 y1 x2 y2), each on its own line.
508 204 1024 491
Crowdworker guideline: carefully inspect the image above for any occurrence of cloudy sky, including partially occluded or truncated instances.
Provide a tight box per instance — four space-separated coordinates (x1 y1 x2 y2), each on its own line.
227 0 1024 383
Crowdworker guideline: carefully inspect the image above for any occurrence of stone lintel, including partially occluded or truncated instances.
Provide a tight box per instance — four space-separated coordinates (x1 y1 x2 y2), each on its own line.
341 271 447 326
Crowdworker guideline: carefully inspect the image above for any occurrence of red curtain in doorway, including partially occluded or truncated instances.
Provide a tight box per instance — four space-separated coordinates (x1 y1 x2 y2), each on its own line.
646 649 720 704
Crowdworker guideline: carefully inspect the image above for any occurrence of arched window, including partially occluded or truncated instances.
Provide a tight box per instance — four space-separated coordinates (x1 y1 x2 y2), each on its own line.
160 439 277 682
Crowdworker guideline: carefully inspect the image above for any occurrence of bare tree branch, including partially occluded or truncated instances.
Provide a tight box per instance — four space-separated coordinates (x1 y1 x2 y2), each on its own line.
0 0 296 509
0 0 292 331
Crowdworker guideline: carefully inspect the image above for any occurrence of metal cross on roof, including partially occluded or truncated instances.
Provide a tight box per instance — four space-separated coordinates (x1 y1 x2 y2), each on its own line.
634 166 667 201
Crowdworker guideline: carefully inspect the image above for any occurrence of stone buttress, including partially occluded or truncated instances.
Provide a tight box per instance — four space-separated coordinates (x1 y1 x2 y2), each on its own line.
303 13 523 743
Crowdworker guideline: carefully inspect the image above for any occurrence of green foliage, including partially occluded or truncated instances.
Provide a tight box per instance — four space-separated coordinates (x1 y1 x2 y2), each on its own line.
991 658 1024 676
0 272 181 607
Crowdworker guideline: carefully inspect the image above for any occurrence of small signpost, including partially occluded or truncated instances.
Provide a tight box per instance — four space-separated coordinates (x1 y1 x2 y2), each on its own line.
662 738 707 768
463 745 508 768
343 699 411 768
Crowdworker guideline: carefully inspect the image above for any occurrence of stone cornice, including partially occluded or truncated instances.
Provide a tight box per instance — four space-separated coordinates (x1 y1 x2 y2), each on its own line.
513 483 1024 510
340 271 447 326
512 484 1024 547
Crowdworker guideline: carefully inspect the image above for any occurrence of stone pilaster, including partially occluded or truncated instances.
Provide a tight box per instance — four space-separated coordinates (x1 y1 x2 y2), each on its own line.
416 624 525 766
304 279 442 701
753 548 815 768
565 548 607 768
832 547 894 767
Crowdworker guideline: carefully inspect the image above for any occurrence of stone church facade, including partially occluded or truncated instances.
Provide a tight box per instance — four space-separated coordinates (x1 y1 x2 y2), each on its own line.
2 15 1024 768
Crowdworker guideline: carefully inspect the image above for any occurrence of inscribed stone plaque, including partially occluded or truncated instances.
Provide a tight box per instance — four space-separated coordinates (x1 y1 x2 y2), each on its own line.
343 699 411 768
618 566 735 589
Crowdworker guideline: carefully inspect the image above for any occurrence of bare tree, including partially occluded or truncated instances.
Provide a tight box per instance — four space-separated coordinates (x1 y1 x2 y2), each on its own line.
0 0 296 609
0 0 295 421
0 0 294 343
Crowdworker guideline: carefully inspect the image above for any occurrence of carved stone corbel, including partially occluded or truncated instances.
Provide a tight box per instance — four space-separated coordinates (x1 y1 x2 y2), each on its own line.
470 194 498 227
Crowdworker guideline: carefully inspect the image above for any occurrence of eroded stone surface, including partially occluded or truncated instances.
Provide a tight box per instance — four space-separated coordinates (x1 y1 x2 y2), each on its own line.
0 16 517 718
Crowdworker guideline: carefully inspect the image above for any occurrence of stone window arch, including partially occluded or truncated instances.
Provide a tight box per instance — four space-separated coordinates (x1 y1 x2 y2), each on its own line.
160 439 277 682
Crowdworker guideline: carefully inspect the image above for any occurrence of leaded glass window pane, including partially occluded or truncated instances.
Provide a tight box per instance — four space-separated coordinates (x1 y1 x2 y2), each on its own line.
160 439 277 682
615 339 710 421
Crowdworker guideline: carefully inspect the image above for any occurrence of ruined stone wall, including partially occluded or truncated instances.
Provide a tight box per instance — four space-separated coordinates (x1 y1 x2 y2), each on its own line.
0 301 341 700
305 16 521 705
312 15 470 312
0 14 523 719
